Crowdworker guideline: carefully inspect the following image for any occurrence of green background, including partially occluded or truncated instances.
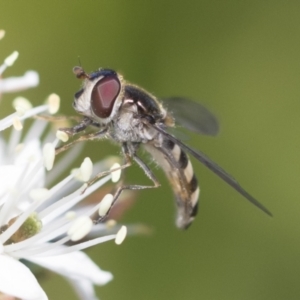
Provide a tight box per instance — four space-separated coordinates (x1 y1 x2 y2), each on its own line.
1 1 300 299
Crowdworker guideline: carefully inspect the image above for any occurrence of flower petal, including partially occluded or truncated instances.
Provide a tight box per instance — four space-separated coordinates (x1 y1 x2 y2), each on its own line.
66 278 98 300
29 250 113 285
0 255 47 300
0 165 20 198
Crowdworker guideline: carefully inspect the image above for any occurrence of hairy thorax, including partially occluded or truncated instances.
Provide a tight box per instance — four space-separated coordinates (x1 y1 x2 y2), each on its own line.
109 104 158 144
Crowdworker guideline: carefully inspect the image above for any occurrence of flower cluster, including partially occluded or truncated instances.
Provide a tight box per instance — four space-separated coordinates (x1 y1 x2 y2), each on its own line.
0 30 127 300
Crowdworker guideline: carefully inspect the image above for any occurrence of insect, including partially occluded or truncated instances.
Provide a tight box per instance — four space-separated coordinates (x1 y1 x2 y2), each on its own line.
58 66 272 229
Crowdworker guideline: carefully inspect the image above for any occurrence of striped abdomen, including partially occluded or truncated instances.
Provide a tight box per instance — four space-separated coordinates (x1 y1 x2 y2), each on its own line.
144 137 200 229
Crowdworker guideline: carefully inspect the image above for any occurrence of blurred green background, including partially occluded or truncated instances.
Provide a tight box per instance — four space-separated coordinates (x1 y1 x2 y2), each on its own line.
1 1 300 299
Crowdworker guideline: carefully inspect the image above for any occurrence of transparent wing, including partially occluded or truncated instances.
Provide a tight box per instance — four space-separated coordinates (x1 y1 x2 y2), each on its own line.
152 124 272 217
162 97 219 136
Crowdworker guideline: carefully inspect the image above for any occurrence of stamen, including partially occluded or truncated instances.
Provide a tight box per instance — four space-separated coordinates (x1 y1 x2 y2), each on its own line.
7 218 70 252
68 216 93 241
98 194 114 217
0 29 5 40
105 219 117 228
80 177 115 217
31 235 117 257
73 157 93 182
29 188 50 202
9 234 70 257
0 163 31 226
46 143 84 186
0 71 39 93
38 176 81 221
13 97 32 116
19 71 39 90
47 93 60 114
8 129 22 154
56 130 69 142
115 225 127 245
52 138 59 148
23 119 48 144
0 104 49 132
65 211 76 220
43 143 55 171
110 163 122 183
12 117 22 131
4 51 19 67
17 157 46 198
0 51 19 75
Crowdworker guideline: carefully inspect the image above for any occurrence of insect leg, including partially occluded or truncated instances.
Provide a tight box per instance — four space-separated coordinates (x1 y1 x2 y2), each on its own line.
83 154 132 190
59 116 95 136
131 154 161 188
95 151 161 223
55 128 107 155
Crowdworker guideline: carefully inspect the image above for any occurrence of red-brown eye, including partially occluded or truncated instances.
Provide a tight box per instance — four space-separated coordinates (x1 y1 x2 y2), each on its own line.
91 76 120 118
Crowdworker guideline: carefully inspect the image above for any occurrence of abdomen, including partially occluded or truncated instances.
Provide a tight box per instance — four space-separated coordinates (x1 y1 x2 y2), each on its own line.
144 138 200 229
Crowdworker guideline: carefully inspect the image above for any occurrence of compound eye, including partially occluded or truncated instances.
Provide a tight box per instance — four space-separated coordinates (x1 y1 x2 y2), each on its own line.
91 76 120 118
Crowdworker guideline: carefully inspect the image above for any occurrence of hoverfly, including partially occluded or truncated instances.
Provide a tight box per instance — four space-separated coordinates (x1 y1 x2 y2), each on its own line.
57 66 272 229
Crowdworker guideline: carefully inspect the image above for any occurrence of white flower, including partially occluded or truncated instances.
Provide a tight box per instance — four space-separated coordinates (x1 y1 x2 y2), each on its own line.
0 106 128 300
0 41 127 300
0 33 39 95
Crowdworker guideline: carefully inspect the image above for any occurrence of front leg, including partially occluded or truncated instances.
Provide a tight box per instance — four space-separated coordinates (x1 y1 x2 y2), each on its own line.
83 150 132 191
55 128 108 155
59 116 94 136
